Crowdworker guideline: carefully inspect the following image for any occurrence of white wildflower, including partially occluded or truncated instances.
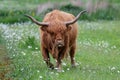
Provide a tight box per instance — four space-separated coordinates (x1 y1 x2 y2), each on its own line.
12 32 16 36
37 70 40 73
50 72 54 74
13 54 15 57
67 68 70 71
62 62 66 66
21 51 26 56
111 46 116 49
111 67 116 71
43 61 46 63
55 67 58 70
17 36 21 40
56 73 59 75
35 47 38 50
28 45 32 49
117 70 120 73
62 70 65 72
21 68 24 71
39 76 43 79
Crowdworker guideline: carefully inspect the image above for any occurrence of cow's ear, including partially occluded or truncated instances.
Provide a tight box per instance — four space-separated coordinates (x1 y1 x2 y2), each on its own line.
41 26 47 31
66 25 72 31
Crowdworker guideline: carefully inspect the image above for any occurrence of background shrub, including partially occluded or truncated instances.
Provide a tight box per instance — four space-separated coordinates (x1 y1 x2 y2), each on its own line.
0 9 36 23
0 0 120 23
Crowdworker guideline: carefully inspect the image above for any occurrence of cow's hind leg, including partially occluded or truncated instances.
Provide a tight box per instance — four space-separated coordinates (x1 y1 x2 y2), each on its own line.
41 47 54 69
69 43 76 67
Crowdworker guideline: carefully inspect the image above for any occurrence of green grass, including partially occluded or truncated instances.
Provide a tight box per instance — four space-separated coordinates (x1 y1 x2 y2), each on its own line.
0 20 120 80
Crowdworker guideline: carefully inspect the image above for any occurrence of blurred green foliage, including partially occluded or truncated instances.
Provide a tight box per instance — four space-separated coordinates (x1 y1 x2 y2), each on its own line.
44 4 120 21
0 0 120 23
108 0 120 3
0 9 36 23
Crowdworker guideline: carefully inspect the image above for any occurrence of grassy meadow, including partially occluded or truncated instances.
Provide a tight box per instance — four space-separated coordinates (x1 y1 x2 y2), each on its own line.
0 0 120 80
0 21 120 80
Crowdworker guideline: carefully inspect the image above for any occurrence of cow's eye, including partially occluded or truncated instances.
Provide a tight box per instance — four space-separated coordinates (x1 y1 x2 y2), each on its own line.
49 32 54 35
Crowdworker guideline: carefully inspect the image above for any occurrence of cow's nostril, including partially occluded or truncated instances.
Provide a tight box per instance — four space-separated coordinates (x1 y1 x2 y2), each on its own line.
57 44 63 47
57 40 62 43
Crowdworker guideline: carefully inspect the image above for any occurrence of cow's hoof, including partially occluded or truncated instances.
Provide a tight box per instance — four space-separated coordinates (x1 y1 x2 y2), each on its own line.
57 69 62 72
71 63 77 68
71 62 79 68
55 68 62 72
55 67 63 72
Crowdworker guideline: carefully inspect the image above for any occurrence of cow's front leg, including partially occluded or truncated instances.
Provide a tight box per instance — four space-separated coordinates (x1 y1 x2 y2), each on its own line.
55 51 63 71
55 47 68 71
55 57 62 72
41 47 54 69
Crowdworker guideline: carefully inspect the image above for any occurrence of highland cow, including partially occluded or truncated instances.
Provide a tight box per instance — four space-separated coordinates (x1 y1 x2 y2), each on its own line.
25 10 86 71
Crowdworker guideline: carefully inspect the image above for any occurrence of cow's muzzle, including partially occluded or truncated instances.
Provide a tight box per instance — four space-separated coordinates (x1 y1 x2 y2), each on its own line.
55 40 64 47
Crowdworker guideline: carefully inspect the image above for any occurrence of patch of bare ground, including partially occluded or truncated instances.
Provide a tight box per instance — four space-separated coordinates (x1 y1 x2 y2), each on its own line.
0 45 11 80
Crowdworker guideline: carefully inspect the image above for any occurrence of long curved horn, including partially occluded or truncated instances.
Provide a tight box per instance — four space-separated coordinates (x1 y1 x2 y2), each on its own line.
65 10 87 25
24 14 49 26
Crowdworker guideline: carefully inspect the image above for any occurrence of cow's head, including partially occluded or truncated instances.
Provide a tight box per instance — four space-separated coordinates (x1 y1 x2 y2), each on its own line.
25 10 87 48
